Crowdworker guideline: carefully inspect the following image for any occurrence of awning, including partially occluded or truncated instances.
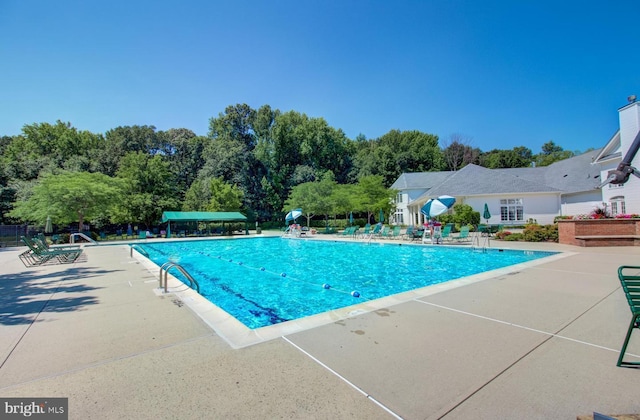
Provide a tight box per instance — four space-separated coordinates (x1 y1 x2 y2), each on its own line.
161 211 247 223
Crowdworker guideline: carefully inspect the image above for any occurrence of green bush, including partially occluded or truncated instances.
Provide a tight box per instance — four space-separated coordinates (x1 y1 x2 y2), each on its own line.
503 233 523 241
522 224 558 242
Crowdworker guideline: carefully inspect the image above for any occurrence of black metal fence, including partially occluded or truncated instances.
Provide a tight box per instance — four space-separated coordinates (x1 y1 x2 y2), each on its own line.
0 225 32 247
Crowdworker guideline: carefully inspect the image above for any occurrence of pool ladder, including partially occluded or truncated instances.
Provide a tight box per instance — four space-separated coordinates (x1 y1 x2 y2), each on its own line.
130 244 149 258
159 262 200 294
472 231 490 252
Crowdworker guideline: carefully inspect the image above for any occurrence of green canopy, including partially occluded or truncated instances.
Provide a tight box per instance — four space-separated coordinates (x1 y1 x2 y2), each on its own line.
161 211 247 222
161 212 248 237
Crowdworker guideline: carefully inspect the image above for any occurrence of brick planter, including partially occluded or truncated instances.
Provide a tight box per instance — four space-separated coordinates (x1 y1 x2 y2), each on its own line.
558 219 640 246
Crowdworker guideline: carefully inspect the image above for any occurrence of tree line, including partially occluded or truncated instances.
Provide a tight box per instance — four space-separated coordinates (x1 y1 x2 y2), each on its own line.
0 103 579 229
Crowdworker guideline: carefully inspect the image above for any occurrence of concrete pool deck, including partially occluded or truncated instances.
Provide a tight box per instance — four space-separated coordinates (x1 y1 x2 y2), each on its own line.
1 234 640 419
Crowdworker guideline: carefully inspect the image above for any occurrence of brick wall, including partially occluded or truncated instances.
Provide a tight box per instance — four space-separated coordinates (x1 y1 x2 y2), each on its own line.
558 219 640 246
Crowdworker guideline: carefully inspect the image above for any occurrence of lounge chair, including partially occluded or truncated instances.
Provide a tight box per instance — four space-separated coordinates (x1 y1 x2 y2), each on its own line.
35 233 80 251
359 223 371 238
20 236 82 267
378 226 390 238
390 225 402 239
454 226 471 242
616 266 640 367
440 224 453 242
402 226 415 240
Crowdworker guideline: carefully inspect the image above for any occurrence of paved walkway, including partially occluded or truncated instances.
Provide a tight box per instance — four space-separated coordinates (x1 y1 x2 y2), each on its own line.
1 235 640 419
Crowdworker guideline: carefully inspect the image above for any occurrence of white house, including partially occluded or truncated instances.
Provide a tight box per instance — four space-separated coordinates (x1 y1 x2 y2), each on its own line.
391 98 640 226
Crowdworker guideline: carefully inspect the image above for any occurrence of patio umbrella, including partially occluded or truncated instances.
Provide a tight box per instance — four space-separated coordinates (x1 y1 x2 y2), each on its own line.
285 208 302 222
349 211 354 226
421 195 456 218
44 216 53 234
379 209 385 223
483 203 491 222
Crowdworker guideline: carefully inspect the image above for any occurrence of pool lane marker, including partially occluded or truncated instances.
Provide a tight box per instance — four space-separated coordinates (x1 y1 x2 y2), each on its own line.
283 336 403 420
188 249 368 301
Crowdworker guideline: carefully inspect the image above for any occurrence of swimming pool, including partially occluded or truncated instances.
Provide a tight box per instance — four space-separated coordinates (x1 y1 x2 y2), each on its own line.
138 237 557 330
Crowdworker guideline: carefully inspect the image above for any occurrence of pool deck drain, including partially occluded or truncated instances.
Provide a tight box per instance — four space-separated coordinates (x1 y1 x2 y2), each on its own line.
1 234 640 419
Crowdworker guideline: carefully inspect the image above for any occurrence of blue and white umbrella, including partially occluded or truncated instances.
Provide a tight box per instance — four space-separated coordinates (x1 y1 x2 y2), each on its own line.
285 208 303 222
421 195 456 218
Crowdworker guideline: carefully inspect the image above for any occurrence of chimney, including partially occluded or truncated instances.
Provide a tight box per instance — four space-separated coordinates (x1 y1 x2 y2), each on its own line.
619 95 640 165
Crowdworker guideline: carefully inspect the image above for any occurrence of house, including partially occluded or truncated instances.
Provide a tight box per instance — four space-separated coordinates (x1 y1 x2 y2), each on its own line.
391 98 640 227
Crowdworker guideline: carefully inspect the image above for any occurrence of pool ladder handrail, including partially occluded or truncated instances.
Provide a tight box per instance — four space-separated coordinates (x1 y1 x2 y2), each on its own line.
472 230 490 252
130 244 149 258
159 262 200 294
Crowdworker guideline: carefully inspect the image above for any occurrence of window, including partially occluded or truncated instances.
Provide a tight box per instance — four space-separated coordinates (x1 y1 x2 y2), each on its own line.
395 193 403 204
394 211 404 224
610 196 626 215
500 198 524 222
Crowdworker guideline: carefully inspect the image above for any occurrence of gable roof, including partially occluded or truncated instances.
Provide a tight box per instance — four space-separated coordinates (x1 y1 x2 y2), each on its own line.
390 171 452 190
495 148 603 194
396 149 603 201
593 131 622 163
161 211 247 222
425 164 561 198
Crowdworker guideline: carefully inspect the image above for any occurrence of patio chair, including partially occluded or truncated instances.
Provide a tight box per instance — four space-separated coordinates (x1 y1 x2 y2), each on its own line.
20 236 82 266
402 225 415 240
440 224 453 242
35 233 80 251
454 226 471 242
616 266 640 367
390 225 402 239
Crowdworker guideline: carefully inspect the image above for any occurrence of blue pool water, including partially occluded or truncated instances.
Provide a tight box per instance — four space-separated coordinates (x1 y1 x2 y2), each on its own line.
139 238 556 329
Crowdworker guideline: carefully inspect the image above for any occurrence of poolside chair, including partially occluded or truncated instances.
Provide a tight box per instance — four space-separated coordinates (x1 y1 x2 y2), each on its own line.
402 226 415 240
440 224 453 242
35 233 80 251
20 236 82 267
454 226 471 242
616 266 640 367
359 223 371 238
377 226 390 239
390 225 402 239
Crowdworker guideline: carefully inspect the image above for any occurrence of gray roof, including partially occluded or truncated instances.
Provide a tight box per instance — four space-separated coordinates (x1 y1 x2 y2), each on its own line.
494 148 603 194
390 171 452 190
396 149 603 200
425 164 561 198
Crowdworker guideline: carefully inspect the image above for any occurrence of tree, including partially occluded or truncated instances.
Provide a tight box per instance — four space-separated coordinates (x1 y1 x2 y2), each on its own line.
442 134 480 171
183 177 244 212
535 141 574 167
283 172 336 226
114 152 179 228
479 146 534 169
8 171 123 230
94 125 159 176
1 121 102 181
355 175 396 223
352 130 444 187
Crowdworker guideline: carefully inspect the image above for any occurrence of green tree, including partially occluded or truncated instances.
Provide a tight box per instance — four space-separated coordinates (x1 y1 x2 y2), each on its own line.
1 121 102 181
114 152 179 228
479 146 533 169
183 177 244 212
94 125 159 176
355 175 396 223
352 130 444 186
8 171 123 230
283 172 337 226
535 141 574 167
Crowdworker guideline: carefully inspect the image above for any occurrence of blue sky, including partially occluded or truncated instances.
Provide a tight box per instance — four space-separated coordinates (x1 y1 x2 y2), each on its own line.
1 1 638 154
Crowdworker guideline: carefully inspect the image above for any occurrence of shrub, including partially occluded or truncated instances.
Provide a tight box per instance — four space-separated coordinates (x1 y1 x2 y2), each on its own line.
503 233 523 241
522 224 558 242
494 230 512 240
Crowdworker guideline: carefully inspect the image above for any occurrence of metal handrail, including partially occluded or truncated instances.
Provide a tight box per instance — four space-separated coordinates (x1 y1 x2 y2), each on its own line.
130 245 149 258
159 262 200 294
